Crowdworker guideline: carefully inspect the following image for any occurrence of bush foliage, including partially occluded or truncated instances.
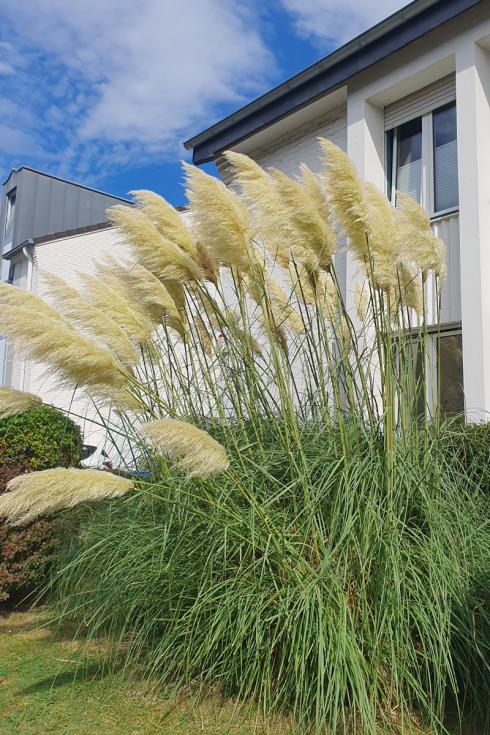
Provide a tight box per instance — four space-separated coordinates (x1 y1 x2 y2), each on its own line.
0 404 82 603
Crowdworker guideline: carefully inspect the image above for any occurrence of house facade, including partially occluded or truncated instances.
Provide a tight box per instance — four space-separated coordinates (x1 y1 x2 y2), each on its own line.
185 0 490 421
0 169 131 456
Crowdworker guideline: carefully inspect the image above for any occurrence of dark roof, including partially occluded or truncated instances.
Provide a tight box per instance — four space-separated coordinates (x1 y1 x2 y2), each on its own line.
185 0 482 164
2 166 131 203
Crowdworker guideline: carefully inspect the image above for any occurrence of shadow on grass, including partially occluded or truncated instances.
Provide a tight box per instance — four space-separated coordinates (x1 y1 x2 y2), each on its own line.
18 660 117 696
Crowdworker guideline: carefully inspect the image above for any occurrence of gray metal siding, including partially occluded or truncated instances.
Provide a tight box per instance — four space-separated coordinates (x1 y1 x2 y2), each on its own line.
1 168 129 256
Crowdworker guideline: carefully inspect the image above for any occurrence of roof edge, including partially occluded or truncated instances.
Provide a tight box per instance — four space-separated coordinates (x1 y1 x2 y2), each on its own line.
185 0 481 164
2 166 132 203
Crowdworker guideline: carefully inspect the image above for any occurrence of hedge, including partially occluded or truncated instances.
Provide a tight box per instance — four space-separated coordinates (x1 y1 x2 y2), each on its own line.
0 404 82 603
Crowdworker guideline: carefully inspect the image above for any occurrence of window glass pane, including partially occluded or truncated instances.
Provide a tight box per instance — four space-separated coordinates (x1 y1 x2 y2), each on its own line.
433 103 458 212
4 188 16 245
438 332 464 416
396 118 422 202
385 129 394 201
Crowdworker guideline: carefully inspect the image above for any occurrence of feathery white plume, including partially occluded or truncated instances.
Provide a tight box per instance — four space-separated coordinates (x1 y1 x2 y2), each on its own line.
141 419 229 478
0 468 135 526
0 387 42 419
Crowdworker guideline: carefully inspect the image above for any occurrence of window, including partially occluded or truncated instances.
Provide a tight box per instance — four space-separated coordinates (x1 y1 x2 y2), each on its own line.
387 101 458 216
409 327 464 419
437 331 464 416
396 117 423 203
7 262 16 284
4 187 16 246
433 103 458 213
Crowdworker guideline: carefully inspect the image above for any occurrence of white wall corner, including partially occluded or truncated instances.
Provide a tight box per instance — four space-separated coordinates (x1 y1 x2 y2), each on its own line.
345 94 385 319
456 41 490 421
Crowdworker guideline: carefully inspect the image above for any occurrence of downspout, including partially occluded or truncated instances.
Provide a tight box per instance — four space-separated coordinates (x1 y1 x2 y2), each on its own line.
21 241 34 392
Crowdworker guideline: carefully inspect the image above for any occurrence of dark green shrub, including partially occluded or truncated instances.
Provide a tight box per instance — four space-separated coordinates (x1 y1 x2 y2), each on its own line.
0 404 82 603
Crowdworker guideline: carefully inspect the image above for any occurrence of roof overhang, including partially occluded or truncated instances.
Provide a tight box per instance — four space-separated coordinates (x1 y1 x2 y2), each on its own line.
185 0 482 164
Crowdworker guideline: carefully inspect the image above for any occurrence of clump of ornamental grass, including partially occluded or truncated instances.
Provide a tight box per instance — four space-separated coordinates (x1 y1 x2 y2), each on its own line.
1 142 488 733
50 421 489 735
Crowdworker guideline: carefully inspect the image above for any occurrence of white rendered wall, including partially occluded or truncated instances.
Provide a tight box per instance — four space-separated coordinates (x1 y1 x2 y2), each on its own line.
455 40 490 420
12 228 131 458
233 2 490 420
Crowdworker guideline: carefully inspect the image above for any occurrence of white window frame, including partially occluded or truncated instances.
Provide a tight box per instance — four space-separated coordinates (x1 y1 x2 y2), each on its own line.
387 102 459 221
409 322 464 419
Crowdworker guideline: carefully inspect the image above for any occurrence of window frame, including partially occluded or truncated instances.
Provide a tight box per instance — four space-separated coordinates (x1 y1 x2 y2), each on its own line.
406 322 464 419
4 187 17 247
387 101 459 220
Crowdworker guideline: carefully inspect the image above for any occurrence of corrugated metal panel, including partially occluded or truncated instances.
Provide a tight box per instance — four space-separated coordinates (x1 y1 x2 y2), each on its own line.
384 74 455 130
1 168 130 255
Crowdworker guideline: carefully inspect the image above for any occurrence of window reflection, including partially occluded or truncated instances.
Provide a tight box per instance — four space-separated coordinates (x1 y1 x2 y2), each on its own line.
433 103 458 212
396 118 422 203
438 332 464 416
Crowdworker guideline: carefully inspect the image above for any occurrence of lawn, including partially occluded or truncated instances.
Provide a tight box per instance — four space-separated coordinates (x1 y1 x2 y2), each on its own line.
0 608 482 735
0 607 289 735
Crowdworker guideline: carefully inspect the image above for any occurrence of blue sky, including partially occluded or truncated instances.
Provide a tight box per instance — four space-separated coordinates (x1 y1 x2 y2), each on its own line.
0 1 407 207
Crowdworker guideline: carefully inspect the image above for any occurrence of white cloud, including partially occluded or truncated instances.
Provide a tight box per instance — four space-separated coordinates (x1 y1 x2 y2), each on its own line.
280 0 409 47
0 0 275 175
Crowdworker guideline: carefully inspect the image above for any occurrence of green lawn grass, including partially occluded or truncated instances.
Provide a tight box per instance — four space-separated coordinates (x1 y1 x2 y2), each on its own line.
0 608 480 735
0 608 289 735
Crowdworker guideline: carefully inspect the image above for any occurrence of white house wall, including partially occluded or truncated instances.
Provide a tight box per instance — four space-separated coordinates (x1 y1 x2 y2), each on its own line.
215 1 490 419
4 256 30 391
8 228 130 458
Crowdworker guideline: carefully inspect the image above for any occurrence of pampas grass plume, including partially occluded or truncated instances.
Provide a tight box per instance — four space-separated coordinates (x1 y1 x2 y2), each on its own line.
141 419 229 478
0 283 128 391
41 271 139 368
0 387 42 419
100 257 184 335
0 468 135 526
319 138 369 263
130 189 196 255
184 162 252 270
108 205 202 283
396 192 446 281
